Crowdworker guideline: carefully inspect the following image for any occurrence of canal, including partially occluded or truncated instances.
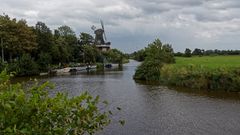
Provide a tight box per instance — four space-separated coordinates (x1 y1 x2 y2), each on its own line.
37 60 240 135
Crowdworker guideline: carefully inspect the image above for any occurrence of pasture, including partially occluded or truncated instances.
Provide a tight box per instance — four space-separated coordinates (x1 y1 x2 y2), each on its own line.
174 55 240 69
160 55 240 91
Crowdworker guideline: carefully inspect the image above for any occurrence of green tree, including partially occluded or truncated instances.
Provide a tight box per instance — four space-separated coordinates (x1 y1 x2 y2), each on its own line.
53 37 70 64
102 49 127 64
131 49 146 62
82 45 97 65
184 48 192 57
57 25 78 62
162 44 175 63
79 32 94 45
134 39 175 80
0 15 37 62
37 52 52 72
192 48 203 56
16 20 37 53
34 22 53 54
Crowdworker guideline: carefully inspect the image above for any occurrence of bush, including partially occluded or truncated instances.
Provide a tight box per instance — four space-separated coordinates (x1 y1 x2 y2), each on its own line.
7 54 39 76
134 60 162 81
0 70 111 134
18 54 39 76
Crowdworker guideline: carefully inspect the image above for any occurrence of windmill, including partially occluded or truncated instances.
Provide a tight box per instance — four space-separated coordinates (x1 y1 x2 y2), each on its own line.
92 20 111 51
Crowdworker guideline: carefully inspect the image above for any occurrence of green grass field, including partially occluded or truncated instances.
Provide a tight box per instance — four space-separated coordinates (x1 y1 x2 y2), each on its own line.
174 55 240 69
160 55 240 91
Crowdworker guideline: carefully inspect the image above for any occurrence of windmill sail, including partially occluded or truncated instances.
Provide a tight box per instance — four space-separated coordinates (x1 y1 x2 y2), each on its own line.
101 20 107 41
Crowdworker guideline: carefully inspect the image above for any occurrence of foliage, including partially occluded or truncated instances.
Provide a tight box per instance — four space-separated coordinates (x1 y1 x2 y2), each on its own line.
198 49 240 56
174 52 184 57
0 14 129 76
35 21 53 54
0 15 82 74
82 45 98 65
57 25 78 62
0 70 111 134
6 54 38 76
16 54 39 76
134 60 162 80
102 49 127 64
37 52 52 72
192 48 204 56
53 37 71 64
130 49 146 62
0 15 37 61
134 39 175 80
79 32 94 45
184 48 192 57
175 49 240 57
160 64 240 91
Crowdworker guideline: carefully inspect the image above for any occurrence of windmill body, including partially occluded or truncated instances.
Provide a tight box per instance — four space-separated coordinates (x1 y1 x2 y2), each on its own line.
92 20 111 51
94 29 105 45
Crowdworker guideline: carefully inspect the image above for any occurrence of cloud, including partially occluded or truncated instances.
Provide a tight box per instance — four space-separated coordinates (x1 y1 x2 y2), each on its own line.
1 0 240 52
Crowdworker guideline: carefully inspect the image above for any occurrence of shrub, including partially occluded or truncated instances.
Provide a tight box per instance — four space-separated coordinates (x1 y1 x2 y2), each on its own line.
7 54 39 76
17 54 39 76
134 60 162 81
0 70 111 134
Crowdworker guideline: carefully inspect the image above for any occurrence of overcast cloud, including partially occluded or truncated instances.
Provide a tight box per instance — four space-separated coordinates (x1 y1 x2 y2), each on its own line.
1 0 240 52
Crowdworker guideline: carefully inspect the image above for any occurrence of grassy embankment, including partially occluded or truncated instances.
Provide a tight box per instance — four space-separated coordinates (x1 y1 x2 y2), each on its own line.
160 56 240 91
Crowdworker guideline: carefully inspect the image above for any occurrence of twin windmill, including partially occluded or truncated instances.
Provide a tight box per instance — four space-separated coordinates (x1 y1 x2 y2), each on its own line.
91 20 111 51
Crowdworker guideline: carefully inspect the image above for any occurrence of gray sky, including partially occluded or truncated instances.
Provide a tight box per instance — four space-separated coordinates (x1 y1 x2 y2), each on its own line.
1 0 240 53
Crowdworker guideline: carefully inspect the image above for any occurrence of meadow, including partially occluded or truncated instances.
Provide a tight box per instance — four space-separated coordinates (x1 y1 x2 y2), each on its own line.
160 55 240 91
175 55 240 69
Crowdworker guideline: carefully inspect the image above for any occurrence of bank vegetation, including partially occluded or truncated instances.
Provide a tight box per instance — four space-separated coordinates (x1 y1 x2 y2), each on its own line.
133 39 240 91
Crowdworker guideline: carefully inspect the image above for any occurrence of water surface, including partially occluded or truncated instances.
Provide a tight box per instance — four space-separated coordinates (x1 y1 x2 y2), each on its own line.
22 60 240 135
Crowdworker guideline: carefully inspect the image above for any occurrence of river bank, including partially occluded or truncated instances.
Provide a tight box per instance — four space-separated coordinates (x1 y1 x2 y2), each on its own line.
160 64 240 91
134 55 240 92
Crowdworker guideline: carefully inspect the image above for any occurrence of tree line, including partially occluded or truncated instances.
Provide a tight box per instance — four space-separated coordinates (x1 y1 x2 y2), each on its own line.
0 14 127 76
176 48 240 57
131 47 240 61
